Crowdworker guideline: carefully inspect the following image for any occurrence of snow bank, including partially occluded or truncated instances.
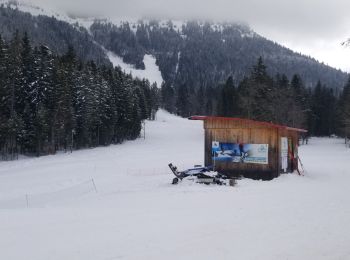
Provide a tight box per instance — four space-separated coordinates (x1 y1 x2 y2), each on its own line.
107 51 164 87
1 110 350 260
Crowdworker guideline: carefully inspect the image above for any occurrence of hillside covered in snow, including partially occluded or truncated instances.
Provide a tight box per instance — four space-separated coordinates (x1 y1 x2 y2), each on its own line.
1 110 350 259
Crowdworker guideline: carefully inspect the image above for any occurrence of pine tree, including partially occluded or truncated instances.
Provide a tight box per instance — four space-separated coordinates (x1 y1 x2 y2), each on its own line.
20 32 35 114
339 77 350 141
289 74 307 128
46 58 61 154
95 65 112 145
272 74 290 124
205 86 216 115
176 83 190 117
251 57 275 121
217 76 238 117
252 57 269 83
150 83 160 120
20 36 41 153
113 68 131 143
238 58 274 121
0 34 9 158
6 31 24 158
32 45 54 154
196 85 205 115
56 46 77 151
310 81 336 136
161 82 176 113
135 80 149 121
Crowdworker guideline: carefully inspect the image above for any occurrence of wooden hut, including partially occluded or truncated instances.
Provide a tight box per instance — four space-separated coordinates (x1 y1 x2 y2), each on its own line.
189 116 307 180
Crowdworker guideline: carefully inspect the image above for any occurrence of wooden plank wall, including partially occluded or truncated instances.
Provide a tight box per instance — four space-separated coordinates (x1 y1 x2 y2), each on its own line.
204 118 299 180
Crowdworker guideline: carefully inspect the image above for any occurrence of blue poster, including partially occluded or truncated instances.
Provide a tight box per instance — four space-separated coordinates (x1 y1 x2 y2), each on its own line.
212 141 268 164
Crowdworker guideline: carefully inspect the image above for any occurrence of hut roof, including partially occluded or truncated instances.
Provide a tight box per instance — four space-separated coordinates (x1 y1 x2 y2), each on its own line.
188 116 308 133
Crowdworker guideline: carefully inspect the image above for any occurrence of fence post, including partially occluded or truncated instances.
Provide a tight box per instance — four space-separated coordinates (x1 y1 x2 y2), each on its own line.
91 178 98 193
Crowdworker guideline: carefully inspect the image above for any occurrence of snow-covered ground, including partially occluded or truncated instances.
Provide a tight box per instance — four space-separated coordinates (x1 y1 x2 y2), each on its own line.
107 51 164 87
1 110 350 260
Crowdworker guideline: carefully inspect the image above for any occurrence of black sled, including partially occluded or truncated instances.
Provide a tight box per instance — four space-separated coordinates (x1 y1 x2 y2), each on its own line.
168 163 236 186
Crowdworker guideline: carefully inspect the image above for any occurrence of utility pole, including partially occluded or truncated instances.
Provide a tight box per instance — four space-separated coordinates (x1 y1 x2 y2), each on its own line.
143 121 146 140
71 129 75 153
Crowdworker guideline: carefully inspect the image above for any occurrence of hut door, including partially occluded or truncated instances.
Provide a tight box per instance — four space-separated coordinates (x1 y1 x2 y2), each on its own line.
288 138 294 172
281 137 288 173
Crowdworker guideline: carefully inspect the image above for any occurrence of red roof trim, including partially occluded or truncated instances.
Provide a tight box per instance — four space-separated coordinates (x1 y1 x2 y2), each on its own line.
188 115 308 133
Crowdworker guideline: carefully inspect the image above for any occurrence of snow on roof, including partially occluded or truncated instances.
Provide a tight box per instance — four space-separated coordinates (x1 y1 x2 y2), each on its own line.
188 115 308 133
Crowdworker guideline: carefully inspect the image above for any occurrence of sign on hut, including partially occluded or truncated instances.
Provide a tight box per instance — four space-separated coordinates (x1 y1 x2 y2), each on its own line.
189 116 307 180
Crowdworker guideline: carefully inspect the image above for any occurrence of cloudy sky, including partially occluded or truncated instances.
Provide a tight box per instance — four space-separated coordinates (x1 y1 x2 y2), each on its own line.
33 0 350 72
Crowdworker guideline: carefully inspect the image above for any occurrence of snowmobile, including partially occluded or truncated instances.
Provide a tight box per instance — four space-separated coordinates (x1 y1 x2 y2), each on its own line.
168 163 236 186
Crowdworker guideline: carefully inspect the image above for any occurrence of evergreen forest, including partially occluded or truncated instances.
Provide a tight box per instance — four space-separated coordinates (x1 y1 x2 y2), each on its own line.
0 32 159 160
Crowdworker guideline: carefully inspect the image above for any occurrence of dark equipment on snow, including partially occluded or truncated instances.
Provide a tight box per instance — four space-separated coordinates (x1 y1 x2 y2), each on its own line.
168 163 236 186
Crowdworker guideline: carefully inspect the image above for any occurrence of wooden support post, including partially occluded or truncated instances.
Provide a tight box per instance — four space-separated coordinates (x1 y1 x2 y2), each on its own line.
26 194 29 208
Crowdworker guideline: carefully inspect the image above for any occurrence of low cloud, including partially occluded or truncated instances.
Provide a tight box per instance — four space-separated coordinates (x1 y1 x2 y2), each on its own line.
31 0 350 71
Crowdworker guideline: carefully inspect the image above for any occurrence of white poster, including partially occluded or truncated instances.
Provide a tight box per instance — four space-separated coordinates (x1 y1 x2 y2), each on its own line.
281 137 288 172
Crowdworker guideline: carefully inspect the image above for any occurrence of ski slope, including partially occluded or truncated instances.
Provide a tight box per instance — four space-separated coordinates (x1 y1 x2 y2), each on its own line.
107 51 164 87
1 110 350 260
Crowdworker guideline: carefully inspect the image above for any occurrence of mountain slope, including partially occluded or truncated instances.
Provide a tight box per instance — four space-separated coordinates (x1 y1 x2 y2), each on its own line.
90 20 348 89
0 1 347 90
0 2 109 64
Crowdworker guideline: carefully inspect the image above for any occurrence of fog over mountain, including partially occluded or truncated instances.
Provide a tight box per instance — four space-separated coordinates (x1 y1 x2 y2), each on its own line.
25 0 350 72
0 2 347 91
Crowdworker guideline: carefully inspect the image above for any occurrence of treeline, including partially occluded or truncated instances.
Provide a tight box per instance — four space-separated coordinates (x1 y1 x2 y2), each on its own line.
0 32 159 160
161 57 346 137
